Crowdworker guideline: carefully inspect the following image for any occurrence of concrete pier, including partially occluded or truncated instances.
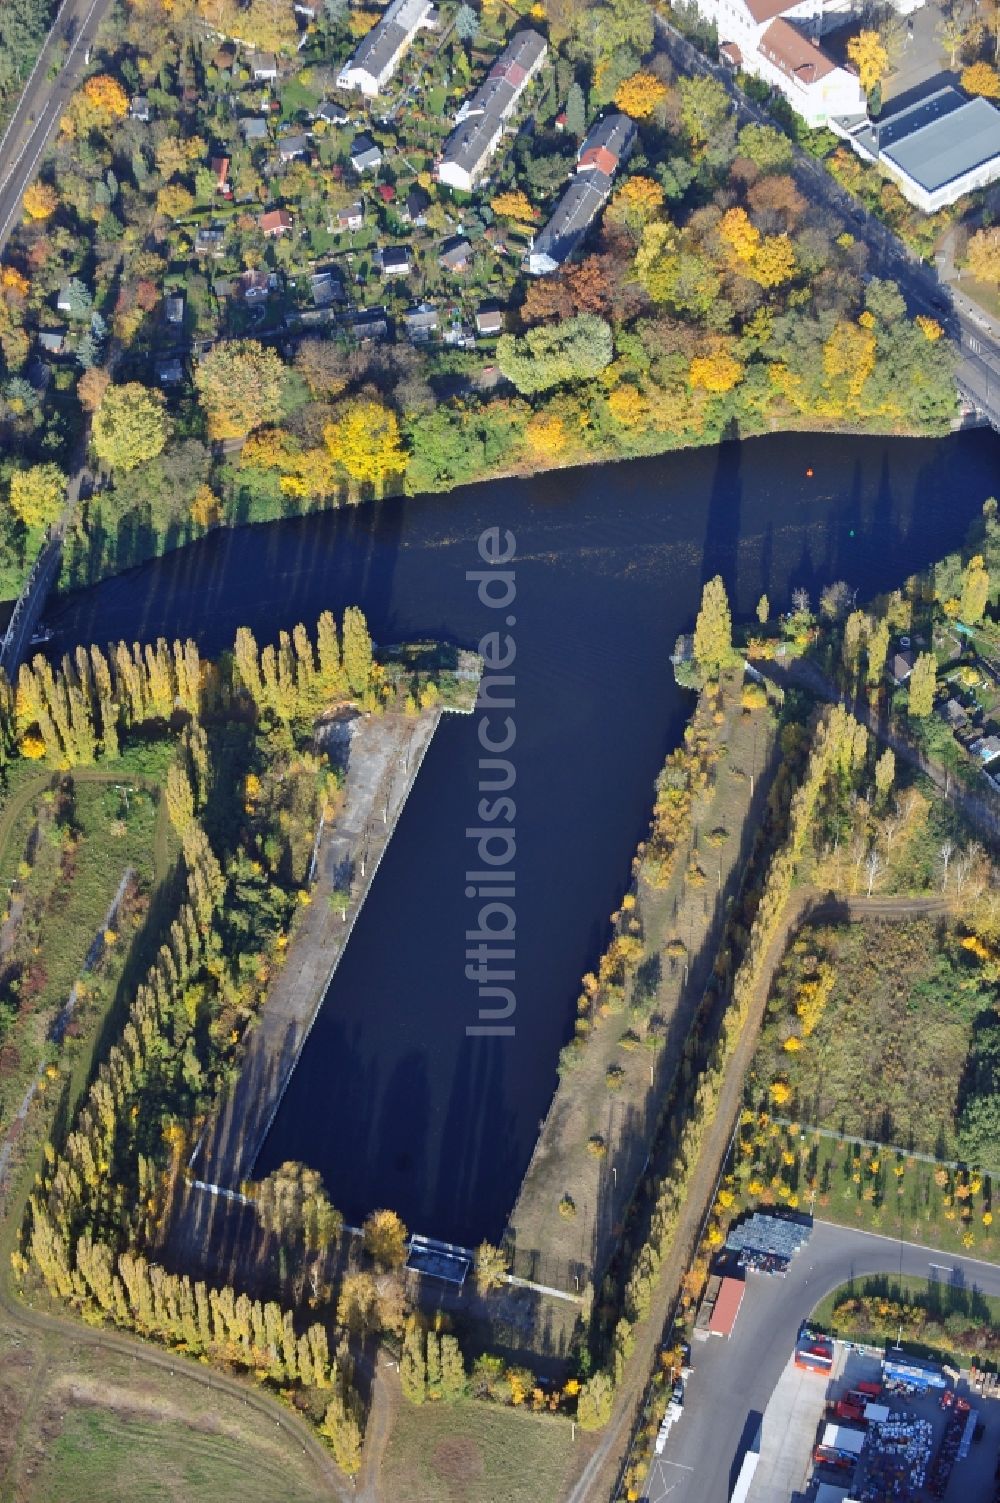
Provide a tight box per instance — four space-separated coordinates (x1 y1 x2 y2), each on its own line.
188 708 441 1200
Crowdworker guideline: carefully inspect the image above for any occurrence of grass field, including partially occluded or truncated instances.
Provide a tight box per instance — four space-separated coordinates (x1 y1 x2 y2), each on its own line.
811 1274 1000 1368
748 918 990 1162
379 1397 578 1503
0 1323 329 1503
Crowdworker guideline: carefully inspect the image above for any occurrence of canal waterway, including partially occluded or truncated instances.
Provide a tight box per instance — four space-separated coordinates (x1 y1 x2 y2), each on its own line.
47 427 1000 1246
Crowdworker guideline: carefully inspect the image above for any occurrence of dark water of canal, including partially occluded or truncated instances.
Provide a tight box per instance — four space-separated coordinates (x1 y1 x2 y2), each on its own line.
48 427 1000 1246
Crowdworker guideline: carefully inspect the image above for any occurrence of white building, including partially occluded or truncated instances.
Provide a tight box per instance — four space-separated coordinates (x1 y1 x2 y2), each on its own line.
698 0 865 126
337 0 436 97
527 112 636 275
437 29 548 191
840 86 1000 211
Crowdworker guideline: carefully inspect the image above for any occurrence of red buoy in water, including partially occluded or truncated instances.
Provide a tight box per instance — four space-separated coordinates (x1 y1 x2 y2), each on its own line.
805 467 814 478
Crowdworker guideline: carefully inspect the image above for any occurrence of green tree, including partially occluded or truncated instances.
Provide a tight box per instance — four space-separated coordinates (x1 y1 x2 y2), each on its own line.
577 1369 615 1429
692 575 733 678
866 617 890 688
874 747 895 803
92 384 169 473
907 651 936 718
474 1240 509 1295
362 1208 407 1269
960 555 990 624
439 1334 466 1401
736 123 793 173
400 1325 427 1403
566 80 586 136
677 75 730 145
341 606 372 697
194 339 286 440
8 462 64 530
496 315 614 395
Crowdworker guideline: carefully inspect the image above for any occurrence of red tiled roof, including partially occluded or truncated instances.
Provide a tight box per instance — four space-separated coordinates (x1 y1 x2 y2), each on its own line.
745 0 792 23
260 209 293 232
759 19 838 83
578 144 618 174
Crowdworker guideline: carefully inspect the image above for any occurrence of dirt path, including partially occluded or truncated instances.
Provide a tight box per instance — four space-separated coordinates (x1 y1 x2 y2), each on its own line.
356 1354 400 1503
561 888 954 1503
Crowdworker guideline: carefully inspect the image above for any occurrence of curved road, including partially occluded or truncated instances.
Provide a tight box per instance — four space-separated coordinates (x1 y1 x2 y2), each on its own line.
0 0 114 250
643 1218 1000 1503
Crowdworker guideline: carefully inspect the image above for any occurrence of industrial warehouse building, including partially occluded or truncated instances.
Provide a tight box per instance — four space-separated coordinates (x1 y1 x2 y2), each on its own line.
838 86 1000 212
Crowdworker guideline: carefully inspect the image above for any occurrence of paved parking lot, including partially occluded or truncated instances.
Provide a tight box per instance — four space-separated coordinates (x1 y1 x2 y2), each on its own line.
641 1222 1000 1503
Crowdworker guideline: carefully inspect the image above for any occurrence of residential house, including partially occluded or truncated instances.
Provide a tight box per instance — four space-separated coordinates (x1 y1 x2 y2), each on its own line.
381 244 412 277
311 269 344 307
195 227 225 256
37 329 66 355
970 733 1000 764
164 294 185 325
315 99 349 125
156 356 184 384
336 200 365 231
241 116 269 143
474 302 504 336
130 95 151 122
438 235 472 271
278 132 310 162
347 306 390 341
337 0 437 96
528 112 636 275
350 133 383 173
400 184 430 225
251 52 279 82
891 648 915 683
211 156 231 194
238 269 272 302
438 29 548 191
55 286 77 313
939 697 969 730
260 208 294 236
403 302 439 341
294 0 318 16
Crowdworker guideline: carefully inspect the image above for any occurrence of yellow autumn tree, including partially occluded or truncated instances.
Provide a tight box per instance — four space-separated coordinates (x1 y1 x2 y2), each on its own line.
324 400 405 492
1 266 29 298
22 182 58 220
156 184 195 220
749 233 796 288
491 190 534 221
822 320 876 405
9 463 65 530
847 30 888 93
614 71 669 119
966 227 1000 284
718 206 760 264
64 74 129 135
524 412 568 460
915 314 943 341
190 485 221 527
608 384 649 427
608 176 665 235
689 350 744 394
960 61 1000 97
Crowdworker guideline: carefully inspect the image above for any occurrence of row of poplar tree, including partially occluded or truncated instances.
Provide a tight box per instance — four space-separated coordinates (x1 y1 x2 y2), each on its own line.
576 704 870 1430
15 614 382 1464
10 606 377 764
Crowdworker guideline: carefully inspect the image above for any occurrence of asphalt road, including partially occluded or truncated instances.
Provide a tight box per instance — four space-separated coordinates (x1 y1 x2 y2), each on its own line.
653 14 1000 430
0 0 114 251
643 1219 1000 1503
